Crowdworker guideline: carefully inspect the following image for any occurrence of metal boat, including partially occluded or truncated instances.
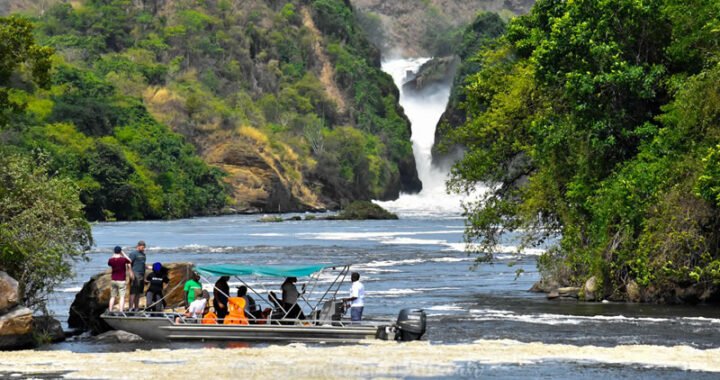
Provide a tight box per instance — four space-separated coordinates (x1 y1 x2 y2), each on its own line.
102 264 426 343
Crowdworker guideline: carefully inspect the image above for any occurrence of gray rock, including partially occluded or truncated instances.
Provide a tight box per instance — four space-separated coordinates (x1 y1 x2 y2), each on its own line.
69 262 193 334
0 271 20 313
547 290 560 300
0 306 34 350
33 316 65 343
626 280 641 302
558 287 580 298
582 276 598 301
95 330 143 343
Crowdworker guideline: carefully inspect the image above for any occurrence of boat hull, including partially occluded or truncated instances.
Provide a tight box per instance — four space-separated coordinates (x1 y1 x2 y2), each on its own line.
102 314 384 343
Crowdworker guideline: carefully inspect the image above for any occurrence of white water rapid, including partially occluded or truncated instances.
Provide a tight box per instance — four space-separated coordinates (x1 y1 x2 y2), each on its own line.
375 58 477 217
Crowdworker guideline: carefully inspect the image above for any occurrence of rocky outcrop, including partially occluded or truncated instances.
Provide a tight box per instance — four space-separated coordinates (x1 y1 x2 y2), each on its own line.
351 0 535 56
32 316 66 344
0 271 35 350
327 201 398 220
582 276 598 302
0 271 66 350
402 56 459 94
626 280 641 303
68 263 194 334
0 306 34 350
0 271 20 313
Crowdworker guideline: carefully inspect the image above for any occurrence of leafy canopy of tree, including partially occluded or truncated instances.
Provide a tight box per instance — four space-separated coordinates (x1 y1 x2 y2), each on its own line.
0 16 91 311
449 0 720 301
0 153 92 311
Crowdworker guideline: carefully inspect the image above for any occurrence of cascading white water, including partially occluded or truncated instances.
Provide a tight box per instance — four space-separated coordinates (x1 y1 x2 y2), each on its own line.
375 58 477 217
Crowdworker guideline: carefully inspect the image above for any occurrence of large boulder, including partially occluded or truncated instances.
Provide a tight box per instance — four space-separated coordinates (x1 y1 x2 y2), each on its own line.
32 316 65 344
582 276 598 302
0 271 20 313
68 262 194 334
626 280 641 302
0 306 34 350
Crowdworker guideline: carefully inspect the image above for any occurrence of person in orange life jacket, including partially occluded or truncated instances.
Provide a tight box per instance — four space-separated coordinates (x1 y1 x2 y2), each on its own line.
224 294 249 325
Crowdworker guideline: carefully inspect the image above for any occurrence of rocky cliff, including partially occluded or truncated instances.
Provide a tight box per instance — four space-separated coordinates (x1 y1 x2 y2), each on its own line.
350 0 533 56
2 0 420 216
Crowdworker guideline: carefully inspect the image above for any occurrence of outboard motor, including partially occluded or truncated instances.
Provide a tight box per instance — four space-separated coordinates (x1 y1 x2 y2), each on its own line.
395 308 426 341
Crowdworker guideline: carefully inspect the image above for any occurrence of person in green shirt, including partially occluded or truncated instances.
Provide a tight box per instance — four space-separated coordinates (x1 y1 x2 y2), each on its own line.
183 272 203 307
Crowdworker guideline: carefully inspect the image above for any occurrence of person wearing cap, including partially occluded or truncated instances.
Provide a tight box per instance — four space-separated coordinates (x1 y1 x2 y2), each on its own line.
108 246 132 312
145 262 169 312
128 240 148 311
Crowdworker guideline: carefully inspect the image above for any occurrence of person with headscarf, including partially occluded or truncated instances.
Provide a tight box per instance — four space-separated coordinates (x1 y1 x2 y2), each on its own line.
213 276 230 323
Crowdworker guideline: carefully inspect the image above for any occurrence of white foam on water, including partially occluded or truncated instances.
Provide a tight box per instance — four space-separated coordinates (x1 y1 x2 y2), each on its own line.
380 237 449 245
5 340 720 377
373 58 487 219
427 304 464 311
366 288 420 297
356 258 426 267
429 257 473 263
468 308 720 326
249 233 287 237
297 230 463 241
58 287 83 293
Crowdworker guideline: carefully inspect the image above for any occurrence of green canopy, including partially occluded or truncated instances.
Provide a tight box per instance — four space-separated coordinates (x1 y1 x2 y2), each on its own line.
196 264 341 278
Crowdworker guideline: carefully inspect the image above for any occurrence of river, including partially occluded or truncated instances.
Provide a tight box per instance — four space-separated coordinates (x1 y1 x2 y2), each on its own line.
4 59 720 378
31 213 720 379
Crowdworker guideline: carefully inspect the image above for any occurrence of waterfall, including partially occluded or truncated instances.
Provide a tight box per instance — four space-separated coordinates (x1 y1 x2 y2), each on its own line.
374 58 478 217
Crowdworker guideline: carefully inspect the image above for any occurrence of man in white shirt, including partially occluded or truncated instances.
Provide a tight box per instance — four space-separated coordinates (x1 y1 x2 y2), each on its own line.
344 272 365 321
177 289 208 323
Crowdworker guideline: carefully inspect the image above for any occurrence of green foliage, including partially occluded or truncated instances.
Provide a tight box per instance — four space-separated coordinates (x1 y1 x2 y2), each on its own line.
4 0 418 219
0 153 92 311
450 0 720 300
0 16 53 126
332 201 398 220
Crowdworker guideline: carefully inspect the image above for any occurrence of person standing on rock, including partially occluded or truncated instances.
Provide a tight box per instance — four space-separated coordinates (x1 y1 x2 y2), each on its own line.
108 246 132 312
128 240 148 311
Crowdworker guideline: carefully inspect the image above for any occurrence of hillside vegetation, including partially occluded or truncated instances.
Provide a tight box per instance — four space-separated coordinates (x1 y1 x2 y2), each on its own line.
448 0 720 303
1 0 420 220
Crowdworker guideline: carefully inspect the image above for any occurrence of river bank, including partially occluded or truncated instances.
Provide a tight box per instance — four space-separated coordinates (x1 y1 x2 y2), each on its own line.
4 339 720 379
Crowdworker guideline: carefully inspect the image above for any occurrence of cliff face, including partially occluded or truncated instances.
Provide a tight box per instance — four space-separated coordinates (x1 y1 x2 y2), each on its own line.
3 0 420 214
350 0 534 56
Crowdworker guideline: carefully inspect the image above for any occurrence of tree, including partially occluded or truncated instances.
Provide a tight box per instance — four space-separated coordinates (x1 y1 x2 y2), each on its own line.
0 16 53 126
0 153 92 312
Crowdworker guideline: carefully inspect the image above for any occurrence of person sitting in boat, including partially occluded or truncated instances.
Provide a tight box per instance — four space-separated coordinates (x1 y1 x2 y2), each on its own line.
176 289 209 323
201 307 217 324
343 272 365 322
183 272 203 307
223 295 249 325
281 277 305 320
237 286 257 313
145 262 169 312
